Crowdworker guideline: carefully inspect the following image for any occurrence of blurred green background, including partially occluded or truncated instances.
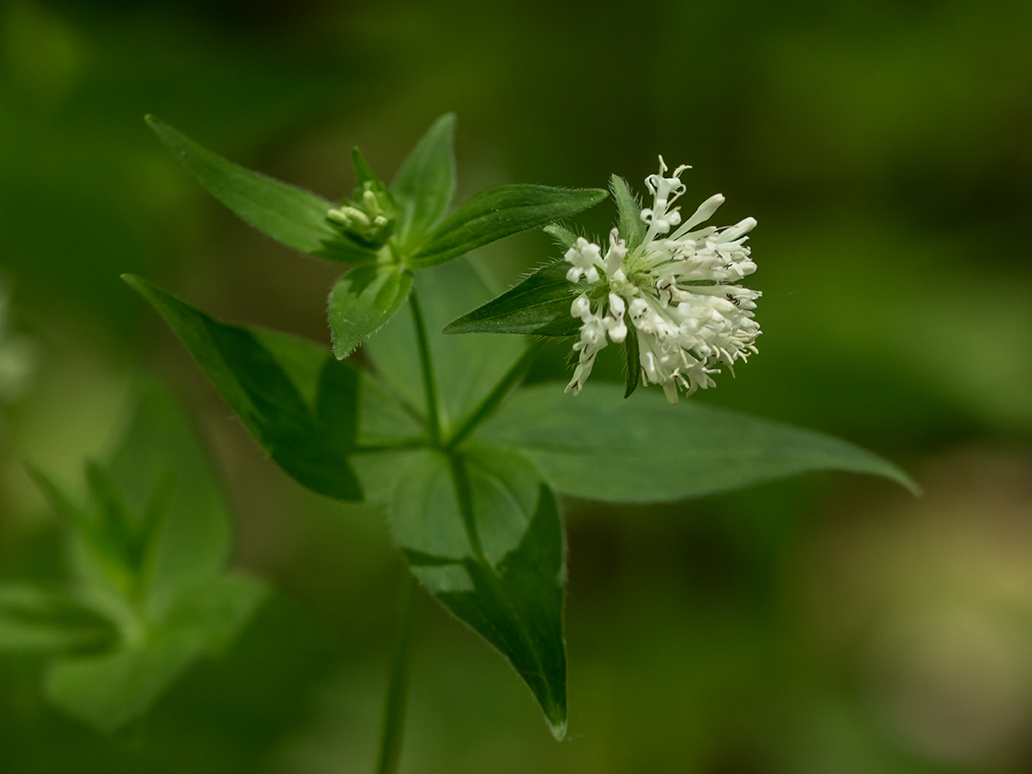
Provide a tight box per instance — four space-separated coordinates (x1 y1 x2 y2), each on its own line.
2 0 1031 771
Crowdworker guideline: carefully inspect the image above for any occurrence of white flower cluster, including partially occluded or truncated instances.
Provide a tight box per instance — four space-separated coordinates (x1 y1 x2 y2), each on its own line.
564 158 760 404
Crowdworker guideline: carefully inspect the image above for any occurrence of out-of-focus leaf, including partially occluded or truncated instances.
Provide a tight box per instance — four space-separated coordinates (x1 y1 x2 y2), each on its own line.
611 175 645 251
105 384 233 620
159 574 268 656
0 584 115 654
24 387 269 731
44 574 265 733
124 275 362 501
478 383 919 501
391 113 456 247
145 115 346 258
408 185 607 268
328 265 413 360
388 447 566 738
364 259 527 433
443 260 580 337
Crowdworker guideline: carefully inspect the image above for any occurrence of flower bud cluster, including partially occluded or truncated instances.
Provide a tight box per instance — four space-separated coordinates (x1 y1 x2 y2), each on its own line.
327 181 398 248
563 158 760 404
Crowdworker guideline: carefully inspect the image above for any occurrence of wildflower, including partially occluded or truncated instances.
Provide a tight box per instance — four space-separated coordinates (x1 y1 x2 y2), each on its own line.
563 158 760 404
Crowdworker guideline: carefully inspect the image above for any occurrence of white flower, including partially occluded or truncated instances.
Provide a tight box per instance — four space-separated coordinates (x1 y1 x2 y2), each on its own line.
562 157 760 404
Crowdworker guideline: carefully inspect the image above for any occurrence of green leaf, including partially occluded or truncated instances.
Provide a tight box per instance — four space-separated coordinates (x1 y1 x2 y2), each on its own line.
408 185 607 268
44 575 265 733
390 113 456 247
443 260 581 337
623 330 641 398
145 115 349 258
364 258 527 433
478 383 920 501
388 447 567 737
124 275 363 501
25 386 269 731
0 584 116 654
328 265 413 360
611 175 645 251
104 383 235 620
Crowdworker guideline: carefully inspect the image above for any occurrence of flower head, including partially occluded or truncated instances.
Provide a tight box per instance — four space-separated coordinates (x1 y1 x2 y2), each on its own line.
563 157 760 404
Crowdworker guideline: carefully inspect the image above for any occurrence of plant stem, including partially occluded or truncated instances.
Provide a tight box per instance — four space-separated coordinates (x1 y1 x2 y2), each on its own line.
408 290 441 446
375 573 418 774
445 340 544 452
448 453 485 561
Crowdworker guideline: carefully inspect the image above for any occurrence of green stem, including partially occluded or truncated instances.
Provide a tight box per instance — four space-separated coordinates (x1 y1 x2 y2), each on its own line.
375 573 418 774
408 290 442 446
445 340 544 452
448 453 485 561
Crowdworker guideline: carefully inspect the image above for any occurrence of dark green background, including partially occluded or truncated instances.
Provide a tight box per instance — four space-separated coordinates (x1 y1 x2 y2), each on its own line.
2 0 1031 771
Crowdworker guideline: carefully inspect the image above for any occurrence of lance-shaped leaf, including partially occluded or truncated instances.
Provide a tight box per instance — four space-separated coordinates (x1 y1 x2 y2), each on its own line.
146 115 376 265
391 113 456 247
443 260 581 337
477 384 919 501
328 265 413 360
124 275 362 501
408 185 607 268
389 447 567 738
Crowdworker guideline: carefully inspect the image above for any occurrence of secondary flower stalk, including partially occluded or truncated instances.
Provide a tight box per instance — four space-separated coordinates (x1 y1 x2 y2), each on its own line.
564 158 761 404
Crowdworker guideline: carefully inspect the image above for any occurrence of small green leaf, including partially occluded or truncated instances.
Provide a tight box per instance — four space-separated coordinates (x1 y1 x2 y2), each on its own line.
443 260 580 337
328 265 413 360
124 275 362 501
145 115 345 258
611 175 645 251
478 384 920 501
390 113 456 246
408 185 607 268
0 584 116 654
388 447 567 737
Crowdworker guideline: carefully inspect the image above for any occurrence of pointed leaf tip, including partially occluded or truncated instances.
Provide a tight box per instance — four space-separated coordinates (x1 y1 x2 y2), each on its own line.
145 118 340 257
